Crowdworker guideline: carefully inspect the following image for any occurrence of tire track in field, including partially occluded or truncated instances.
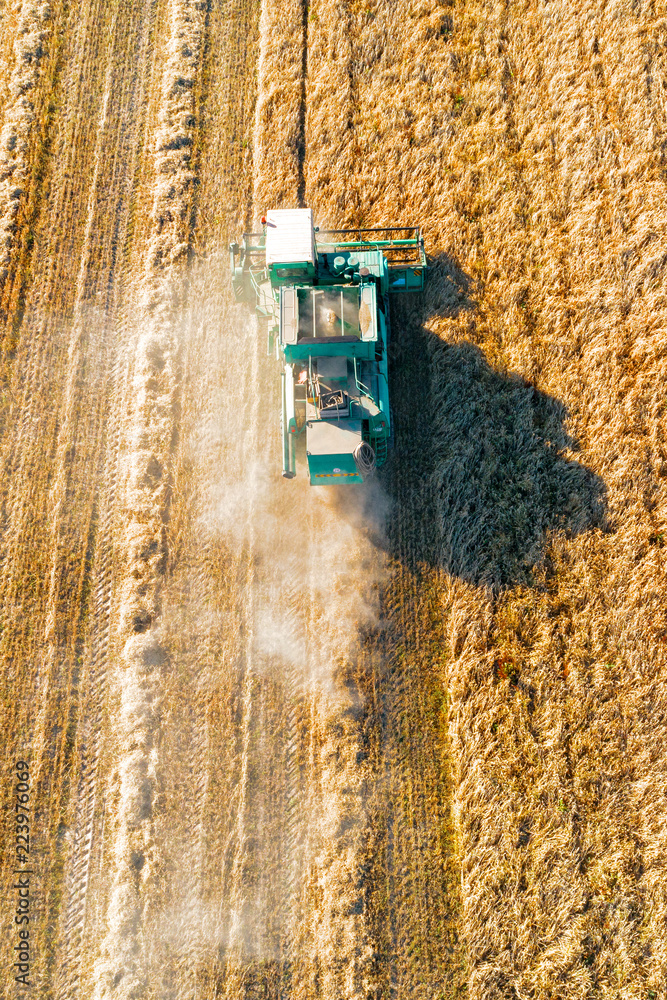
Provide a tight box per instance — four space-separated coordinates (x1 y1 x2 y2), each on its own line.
53 341 130 999
55 441 119 996
53 97 152 991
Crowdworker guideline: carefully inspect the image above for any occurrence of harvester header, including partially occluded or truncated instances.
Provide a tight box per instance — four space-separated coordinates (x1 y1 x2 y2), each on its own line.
230 209 426 484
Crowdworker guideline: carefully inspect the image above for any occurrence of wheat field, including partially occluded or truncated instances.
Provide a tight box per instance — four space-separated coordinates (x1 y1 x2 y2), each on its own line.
0 0 666 997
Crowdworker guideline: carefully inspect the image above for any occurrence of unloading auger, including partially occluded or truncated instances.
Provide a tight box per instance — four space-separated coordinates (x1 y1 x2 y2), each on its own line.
230 209 426 484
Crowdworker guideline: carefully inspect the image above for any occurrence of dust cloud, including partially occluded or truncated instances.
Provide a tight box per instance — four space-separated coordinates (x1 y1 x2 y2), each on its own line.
184 255 389 693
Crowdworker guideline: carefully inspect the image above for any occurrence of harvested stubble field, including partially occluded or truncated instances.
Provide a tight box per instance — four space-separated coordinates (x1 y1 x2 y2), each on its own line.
0 0 666 998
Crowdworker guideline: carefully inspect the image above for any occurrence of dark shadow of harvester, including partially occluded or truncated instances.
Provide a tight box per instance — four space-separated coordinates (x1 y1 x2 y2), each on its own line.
382 254 607 590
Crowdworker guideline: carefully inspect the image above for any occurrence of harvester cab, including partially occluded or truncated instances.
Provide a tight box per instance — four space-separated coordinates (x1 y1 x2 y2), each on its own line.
230 209 426 484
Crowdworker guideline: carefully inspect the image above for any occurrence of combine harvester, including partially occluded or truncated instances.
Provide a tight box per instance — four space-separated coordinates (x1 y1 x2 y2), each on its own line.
230 209 426 483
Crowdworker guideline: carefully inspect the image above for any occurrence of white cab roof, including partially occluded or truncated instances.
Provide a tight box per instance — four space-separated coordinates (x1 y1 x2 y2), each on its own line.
265 208 316 266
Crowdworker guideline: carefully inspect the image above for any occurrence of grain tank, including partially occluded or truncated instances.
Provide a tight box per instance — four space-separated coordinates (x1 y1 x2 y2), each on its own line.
230 209 426 484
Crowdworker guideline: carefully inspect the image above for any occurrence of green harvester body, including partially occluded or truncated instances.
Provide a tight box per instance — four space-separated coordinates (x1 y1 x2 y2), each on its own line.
230 209 426 484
